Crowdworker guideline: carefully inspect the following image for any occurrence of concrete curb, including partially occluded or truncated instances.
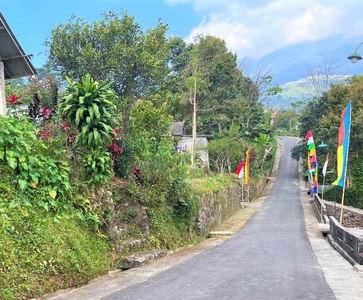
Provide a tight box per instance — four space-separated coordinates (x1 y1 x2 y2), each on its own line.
299 156 363 300
120 250 167 270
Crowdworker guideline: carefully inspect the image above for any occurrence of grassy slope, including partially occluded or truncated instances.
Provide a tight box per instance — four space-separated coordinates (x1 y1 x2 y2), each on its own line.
0 164 112 300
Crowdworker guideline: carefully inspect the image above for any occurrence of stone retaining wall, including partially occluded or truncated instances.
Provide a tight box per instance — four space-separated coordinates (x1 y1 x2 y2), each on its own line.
324 201 363 228
196 178 267 236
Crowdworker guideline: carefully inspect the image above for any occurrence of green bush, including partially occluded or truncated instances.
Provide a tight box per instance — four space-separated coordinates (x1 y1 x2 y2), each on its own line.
59 74 118 184
114 138 132 178
323 186 363 209
0 164 112 300
0 116 71 199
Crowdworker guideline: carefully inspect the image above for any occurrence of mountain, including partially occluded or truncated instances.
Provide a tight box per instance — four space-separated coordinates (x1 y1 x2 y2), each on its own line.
256 35 363 85
245 35 363 109
264 75 351 110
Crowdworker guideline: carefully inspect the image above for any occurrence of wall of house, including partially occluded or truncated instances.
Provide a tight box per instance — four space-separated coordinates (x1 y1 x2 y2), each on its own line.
177 137 209 167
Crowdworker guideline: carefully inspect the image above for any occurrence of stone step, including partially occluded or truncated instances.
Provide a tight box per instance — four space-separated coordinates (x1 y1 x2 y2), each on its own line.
209 231 233 236
117 238 147 252
120 249 167 270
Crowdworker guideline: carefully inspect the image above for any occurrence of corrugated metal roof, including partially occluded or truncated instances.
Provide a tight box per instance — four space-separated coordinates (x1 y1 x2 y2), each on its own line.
0 13 36 79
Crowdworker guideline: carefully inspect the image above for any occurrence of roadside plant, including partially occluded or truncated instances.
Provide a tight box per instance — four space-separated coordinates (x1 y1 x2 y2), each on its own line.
59 74 118 184
78 147 112 184
0 116 70 198
6 94 30 118
59 74 118 147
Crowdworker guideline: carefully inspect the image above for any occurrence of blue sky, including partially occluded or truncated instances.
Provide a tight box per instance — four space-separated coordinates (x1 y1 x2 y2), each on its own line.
2 0 363 69
1 0 200 67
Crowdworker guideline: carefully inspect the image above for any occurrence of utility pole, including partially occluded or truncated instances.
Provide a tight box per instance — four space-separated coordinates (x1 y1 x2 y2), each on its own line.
0 61 6 116
191 74 197 166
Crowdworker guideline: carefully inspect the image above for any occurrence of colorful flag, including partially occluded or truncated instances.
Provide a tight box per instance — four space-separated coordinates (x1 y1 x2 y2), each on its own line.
322 154 329 177
332 102 352 187
305 130 313 139
306 130 318 194
234 160 245 179
245 149 250 186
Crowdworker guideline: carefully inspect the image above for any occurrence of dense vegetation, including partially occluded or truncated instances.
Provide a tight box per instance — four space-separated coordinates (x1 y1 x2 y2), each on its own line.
2 11 280 299
291 76 363 208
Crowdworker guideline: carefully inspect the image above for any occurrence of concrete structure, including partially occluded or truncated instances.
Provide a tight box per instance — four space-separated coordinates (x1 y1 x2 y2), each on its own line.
0 13 36 115
312 193 363 265
0 61 5 115
329 216 363 265
170 121 212 168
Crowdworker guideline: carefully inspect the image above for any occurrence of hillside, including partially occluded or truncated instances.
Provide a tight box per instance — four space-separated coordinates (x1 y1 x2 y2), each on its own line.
265 75 351 110
257 35 363 85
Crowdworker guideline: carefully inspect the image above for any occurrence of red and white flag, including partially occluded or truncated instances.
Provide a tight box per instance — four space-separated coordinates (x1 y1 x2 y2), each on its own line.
234 160 245 179
322 154 329 177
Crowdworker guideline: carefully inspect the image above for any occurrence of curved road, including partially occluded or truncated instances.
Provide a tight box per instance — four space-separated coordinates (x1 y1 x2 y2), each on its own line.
104 137 335 300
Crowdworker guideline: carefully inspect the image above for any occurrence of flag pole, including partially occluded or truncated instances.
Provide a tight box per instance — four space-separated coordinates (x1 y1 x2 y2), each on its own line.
339 107 352 225
247 184 250 203
321 153 329 201
339 148 350 224
322 175 326 201
241 177 244 203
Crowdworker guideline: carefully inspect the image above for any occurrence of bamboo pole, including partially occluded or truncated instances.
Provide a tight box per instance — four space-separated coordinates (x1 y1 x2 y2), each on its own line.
247 185 250 203
191 74 197 166
339 158 350 224
240 177 244 203
321 175 326 201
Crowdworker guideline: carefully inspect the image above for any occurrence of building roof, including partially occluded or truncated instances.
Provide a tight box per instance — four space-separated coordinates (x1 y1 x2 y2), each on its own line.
0 13 36 79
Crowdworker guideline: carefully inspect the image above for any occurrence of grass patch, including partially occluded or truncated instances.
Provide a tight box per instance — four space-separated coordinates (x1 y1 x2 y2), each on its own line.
147 206 203 250
0 210 112 300
189 174 237 195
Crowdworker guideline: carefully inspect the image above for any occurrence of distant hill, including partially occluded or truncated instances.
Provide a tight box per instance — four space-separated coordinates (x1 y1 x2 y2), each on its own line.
256 35 363 85
242 34 363 109
264 75 351 110
264 79 312 110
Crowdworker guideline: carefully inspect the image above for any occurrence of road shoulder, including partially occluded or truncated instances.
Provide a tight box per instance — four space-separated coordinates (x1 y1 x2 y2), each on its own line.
299 164 363 300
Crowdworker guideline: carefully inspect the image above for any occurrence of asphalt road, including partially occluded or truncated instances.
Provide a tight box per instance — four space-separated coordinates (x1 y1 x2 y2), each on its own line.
104 137 335 300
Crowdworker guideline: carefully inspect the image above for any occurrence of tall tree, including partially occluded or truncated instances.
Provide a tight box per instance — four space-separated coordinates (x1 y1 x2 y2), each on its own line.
303 56 341 98
180 35 247 134
273 109 299 131
239 59 282 103
46 11 170 133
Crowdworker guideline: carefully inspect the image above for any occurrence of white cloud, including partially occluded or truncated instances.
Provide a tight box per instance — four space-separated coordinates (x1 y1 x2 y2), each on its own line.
166 0 363 59
165 0 227 10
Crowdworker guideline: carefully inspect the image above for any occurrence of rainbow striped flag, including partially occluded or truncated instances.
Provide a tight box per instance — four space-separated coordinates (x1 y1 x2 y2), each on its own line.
332 102 352 187
305 130 318 194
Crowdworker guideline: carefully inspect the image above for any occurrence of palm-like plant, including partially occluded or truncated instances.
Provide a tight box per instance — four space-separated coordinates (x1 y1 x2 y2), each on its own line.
59 74 118 147
254 133 273 149
254 133 274 170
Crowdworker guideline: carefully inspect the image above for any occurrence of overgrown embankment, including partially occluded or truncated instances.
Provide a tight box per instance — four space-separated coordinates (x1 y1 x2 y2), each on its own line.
0 165 112 300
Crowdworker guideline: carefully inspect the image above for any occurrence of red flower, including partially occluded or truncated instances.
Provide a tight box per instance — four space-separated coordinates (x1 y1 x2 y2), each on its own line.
109 142 122 154
6 94 22 105
60 121 70 131
43 131 50 140
39 106 52 119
